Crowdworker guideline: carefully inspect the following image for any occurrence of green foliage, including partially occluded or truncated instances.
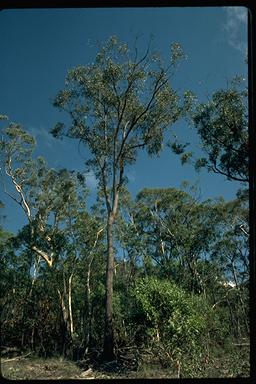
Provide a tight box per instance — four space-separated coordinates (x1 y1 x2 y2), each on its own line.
51 36 185 197
193 78 248 183
180 151 193 165
170 141 189 154
132 277 208 350
0 114 9 120
194 157 208 171
170 42 186 65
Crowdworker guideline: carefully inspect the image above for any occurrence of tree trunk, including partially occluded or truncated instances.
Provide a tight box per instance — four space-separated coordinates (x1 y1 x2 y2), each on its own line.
83 226 104 355
231 261 249 335
85 258 93 355
103 212 115 361
57 288 70 356
31 326 35 351
68 273 74 341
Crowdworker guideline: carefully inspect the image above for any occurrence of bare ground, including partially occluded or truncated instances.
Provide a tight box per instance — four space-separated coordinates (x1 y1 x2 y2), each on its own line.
1 346 250 380
0 355 175 380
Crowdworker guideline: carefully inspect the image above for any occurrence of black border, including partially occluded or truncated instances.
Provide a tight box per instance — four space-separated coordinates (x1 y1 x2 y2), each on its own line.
248 4 256 384
0 0 254 9
0 1 255 383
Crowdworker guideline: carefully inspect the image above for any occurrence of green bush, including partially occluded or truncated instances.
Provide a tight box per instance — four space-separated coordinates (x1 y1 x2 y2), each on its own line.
133 277 208 343
127 276 212 372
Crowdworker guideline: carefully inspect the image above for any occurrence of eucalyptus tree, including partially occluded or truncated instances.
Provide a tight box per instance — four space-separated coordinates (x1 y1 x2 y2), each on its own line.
131 187 219 292
67 208 105 354
171 76 248 186
0 120 86 268
209 198 249 337
0 202 15 340
192 77 248 184
0 121 91 354
131 187 249 340
170 76 249 254
130 187 248 293
51 36 187 360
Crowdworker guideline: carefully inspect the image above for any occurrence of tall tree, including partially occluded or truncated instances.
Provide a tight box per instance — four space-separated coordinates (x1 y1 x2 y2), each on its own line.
51 36 186 360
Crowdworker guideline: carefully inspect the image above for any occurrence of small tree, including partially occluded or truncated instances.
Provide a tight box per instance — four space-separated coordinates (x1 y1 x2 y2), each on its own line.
51 36 186 360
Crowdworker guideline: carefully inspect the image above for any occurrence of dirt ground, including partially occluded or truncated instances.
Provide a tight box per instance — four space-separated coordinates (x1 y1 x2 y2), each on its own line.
1 357 83 380
1 350 249 379
0 355 174 380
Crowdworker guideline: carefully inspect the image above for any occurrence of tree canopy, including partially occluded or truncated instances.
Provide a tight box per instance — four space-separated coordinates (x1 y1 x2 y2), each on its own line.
171 76 248 188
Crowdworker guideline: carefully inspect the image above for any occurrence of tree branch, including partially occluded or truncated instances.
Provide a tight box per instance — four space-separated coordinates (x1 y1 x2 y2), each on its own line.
31 245 53 267
5 159 32 221
116 73 168 165
211 161 249 182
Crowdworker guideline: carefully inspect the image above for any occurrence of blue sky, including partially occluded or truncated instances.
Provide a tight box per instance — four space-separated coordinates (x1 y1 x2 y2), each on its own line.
0 7 248 233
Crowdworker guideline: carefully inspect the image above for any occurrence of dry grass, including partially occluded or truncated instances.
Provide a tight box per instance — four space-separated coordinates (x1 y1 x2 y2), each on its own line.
1 357 84 380
1 345 249 380
0 356 176 380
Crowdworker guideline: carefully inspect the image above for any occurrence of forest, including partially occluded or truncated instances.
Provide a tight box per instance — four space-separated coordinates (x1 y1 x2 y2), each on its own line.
0 36 249 379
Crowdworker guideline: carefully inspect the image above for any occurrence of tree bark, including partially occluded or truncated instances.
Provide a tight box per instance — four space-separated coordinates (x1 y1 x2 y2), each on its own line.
103 212 115 361
68 273 74 340
231 260 249 334
85 261 92 354
57 287 70 356
83 226 104 355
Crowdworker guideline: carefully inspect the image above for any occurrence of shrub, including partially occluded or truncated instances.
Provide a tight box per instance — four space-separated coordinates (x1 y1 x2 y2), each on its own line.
129 276 211 372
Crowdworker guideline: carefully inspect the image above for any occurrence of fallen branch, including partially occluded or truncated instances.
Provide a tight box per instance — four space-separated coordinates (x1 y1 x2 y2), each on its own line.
2 352 32 363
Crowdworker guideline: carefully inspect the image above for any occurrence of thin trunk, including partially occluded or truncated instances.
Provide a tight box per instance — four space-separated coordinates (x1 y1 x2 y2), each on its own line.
227 298 238 338
176 360 181 378
84 227 104 354
85 259 92 354
31 326 35 351
103 212 115 361
231 261 249 335
57 287 71 355
21 332 25 349
231 260 239 288
240 287 250 335
5 158 54 267
28 256 40 298
68 273 74 340
155 325 160 342
57 288 69 327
